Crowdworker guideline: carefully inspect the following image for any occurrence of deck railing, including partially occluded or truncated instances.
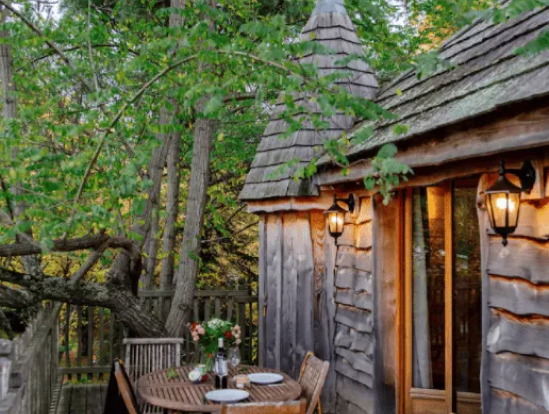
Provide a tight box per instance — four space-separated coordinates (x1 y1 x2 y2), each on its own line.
0 303 61 414
59 289 258 382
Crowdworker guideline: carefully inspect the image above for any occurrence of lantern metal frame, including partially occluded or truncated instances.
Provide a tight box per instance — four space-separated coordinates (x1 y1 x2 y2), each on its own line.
325 193 355 243
484 160 535 246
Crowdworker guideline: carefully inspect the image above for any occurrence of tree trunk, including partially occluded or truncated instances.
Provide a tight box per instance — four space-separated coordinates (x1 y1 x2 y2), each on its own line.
0 5 41 277
160 131 181 290
166 101 214 336
140 0 186 290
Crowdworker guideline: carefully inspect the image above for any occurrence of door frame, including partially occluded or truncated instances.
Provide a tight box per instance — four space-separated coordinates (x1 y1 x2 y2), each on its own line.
399 182 482 414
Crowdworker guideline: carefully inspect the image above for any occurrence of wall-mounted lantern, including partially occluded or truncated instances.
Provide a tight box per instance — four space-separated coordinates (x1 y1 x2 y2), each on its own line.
325 194 355 243
484 160 535 246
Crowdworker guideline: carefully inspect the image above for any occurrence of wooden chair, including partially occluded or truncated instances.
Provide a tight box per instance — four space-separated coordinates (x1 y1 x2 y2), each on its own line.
123 338 185 383
123 338 184 414
113 360 141 414
221 399 308 414
298 353 330 414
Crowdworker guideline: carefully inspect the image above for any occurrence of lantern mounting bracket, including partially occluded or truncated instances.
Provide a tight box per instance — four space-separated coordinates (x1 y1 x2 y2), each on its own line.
503 160 535 192
334 193 356 214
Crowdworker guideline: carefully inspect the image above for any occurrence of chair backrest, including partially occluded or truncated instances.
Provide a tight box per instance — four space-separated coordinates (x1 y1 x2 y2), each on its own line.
123 338 184 384
221 399 307 414
114 360 141 414
298 353 330 414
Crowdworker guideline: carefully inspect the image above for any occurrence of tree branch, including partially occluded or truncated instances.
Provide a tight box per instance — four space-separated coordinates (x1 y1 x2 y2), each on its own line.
0 267 167 337
71 239 111 287
0 234 138 257
0 284 35 309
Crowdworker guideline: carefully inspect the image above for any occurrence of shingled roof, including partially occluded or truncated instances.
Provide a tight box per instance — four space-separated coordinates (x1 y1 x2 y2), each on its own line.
320 5 549 164
239 0 379 201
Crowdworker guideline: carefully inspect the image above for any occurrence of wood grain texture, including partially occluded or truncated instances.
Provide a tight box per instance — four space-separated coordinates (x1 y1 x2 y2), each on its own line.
488 352 549 411
317 106 549 187
489 275 549 317
487 236 549 284
488 309 549 359
336 246 372 273
489 389 549 414
258 214 267 367
221 399 307 414
294 213 316 380
281 213 299 377
136 365 302 413
265 214 283 370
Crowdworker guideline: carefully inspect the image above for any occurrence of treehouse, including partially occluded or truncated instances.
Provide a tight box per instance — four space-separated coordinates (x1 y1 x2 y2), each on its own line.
240 1 549 414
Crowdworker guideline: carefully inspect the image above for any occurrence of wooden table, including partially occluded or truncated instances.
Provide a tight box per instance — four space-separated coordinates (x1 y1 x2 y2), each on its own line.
136 365 302 413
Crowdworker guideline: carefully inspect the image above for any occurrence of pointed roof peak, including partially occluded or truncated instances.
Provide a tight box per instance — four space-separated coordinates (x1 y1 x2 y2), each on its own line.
313 0 347 16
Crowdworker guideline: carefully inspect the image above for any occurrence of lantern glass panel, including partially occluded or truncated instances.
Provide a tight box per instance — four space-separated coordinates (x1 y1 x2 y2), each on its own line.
487 192 520 231
327 211 345 236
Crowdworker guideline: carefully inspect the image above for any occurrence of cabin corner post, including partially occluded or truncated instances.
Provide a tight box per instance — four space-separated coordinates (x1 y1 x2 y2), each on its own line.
477 175 492 414
370 193 401 414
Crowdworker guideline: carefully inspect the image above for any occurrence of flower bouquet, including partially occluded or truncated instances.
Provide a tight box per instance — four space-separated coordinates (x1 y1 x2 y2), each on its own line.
190 318 242 374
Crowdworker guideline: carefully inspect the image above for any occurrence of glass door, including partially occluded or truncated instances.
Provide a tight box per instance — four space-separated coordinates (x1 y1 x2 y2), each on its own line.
403 180 482 414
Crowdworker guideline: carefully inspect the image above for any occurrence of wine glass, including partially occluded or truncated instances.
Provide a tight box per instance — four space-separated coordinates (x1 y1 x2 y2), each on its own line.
229 346 241 373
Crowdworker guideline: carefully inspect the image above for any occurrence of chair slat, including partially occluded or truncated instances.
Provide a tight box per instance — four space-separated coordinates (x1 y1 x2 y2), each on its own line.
123 338 185 413
298 353 330 414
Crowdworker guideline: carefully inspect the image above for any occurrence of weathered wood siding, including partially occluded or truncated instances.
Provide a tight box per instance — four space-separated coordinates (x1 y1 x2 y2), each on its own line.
480 172 549 414
333 196 376 414
259 210 337 411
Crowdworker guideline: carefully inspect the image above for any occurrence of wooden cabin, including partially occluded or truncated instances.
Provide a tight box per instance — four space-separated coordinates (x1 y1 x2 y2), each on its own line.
240 1 549 414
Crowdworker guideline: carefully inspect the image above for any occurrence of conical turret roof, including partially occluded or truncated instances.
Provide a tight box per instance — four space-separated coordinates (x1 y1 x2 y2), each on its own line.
240 0 378 201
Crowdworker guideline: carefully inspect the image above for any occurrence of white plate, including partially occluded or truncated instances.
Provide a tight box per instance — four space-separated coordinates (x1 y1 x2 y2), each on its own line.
247 373 284 385
205 389 250 404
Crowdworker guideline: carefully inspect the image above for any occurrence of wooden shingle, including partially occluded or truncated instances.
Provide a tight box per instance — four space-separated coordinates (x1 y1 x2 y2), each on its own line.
240 0 378 201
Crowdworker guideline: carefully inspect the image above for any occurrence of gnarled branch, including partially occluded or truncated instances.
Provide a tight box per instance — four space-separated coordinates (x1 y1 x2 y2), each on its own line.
0 233 138 258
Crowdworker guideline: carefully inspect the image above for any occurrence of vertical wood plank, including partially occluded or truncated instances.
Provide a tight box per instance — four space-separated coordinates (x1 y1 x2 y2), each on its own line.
444 182 455 414
478 174 493 414
109 311 115 363
65 305 71 382
323 208 338 413
227 298 234 321
99 308 104 368
393 192 405 414
258 214 266 367
294 212 315 378
265 213 283 370
88 307 94 380
281 212 298 376
77 306 82 381
215 297 221 318
404 189 413 414
238 302 247 362
193 298 199 322
205 298 211 321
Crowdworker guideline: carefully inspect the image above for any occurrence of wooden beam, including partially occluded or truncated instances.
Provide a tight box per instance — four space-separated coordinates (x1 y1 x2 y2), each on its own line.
444 182 455 414
404 188 413 414
317 106 549 187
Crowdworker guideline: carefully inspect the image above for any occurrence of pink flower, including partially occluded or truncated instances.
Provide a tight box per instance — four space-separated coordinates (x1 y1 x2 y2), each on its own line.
192 332 200 342
197 326 205 335
236 339 242 345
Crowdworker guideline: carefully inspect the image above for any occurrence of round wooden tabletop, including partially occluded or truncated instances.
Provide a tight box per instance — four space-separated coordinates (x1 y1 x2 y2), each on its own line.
136 365 302 412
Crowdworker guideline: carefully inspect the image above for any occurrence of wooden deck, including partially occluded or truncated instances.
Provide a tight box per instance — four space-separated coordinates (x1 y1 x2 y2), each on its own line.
56 385 107 414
